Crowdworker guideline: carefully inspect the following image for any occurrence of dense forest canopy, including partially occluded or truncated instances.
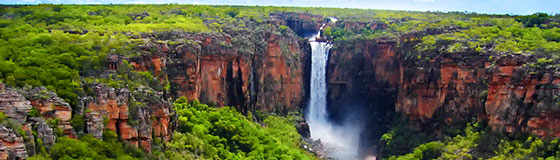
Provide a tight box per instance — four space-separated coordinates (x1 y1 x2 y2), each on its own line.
0 4 559 160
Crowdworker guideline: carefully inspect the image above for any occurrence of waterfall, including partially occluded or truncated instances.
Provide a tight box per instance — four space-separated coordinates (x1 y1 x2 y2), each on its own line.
306 25 362 159
306 39 331 136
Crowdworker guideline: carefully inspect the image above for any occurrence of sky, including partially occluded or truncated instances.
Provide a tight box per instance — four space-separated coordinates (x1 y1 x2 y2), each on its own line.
2 0 559 15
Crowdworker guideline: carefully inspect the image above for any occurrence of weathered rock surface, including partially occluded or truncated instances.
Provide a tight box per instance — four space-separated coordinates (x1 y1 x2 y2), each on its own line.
485 57 560 136
80 83 172 152
24 87 74 137
0 85 31 124
35 121 56 147
128 31 307 114
328 37 560 138
0 125 27 160
0 85 62 158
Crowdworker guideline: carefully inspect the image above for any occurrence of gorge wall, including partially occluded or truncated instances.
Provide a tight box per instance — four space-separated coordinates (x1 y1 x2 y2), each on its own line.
127 31 308 113
326 38 400 151
327 35 560 139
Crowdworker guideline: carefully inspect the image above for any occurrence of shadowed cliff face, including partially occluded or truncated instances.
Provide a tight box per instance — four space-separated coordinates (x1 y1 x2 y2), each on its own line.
327 38 400 155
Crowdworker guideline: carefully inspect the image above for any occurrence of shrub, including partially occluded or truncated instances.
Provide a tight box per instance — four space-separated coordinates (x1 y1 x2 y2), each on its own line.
166 97 314 159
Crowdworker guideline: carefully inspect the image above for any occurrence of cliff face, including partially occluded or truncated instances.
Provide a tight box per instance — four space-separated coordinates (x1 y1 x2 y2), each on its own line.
326 38 400 150
327 38 560 138
327 38 399 120
485 57 560 137
397 44 560 137
396 52 489 122
128 31 307 114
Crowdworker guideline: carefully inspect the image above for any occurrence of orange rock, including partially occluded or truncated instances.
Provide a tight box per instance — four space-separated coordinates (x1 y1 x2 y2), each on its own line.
25 87 74 137
153 33 305 113
82 83 172 152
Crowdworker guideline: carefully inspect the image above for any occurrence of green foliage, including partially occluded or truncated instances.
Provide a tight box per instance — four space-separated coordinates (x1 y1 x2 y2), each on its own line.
486 137 559 160
46 118 64 137
416 25 560 55
387 142 443 160
536 58 555 67
27 107 40 118
0 111 6 124
381 118 434 156
385 122 560 160
515 13 555 27
0 28 118 107
42 131 145 160
438 123 480 160
226 8 240 18
157 97 315 159
70 114 85 133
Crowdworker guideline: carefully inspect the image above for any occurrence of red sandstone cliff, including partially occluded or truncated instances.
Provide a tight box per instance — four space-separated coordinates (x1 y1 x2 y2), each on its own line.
127 31 307 114
328 37 560 138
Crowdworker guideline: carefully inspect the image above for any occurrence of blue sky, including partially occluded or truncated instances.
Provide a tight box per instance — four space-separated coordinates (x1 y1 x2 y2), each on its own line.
2 0 559 15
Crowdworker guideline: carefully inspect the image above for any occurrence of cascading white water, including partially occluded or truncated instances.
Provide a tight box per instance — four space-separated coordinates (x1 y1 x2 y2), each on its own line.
306 39 331 135
306 23 362 160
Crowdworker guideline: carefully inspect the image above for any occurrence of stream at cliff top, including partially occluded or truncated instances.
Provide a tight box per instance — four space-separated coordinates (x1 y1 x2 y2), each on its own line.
306 25 364 160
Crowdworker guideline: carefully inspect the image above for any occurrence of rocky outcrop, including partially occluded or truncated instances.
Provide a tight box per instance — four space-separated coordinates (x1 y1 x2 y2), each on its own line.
0 84 29 159
0 84 63 158
0 125 27 160
485 57 560 137
0 85 31 124
23 87 74 137
0 80 173 156
80 83 172 152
